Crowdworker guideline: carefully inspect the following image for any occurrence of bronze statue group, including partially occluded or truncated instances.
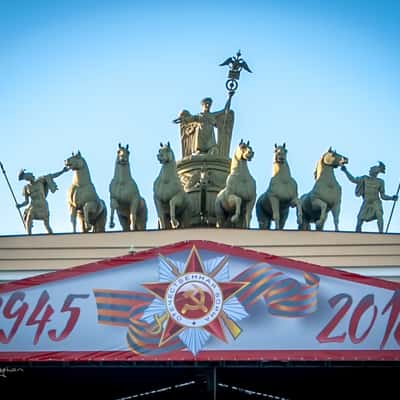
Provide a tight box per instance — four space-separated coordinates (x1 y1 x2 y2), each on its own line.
5 51 398 235
12 120 398 236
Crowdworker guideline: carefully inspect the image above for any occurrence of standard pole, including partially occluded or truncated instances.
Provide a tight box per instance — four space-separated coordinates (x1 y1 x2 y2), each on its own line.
0 161 25 227
385 182 400 233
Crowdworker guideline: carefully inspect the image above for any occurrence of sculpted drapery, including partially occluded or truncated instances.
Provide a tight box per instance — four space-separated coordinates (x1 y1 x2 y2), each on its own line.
175 97 234 159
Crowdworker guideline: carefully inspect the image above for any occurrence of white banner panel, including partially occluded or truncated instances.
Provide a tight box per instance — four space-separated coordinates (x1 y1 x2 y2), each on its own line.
0 241 399 361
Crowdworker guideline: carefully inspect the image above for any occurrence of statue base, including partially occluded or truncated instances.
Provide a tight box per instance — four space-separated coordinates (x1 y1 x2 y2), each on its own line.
177 155 230 227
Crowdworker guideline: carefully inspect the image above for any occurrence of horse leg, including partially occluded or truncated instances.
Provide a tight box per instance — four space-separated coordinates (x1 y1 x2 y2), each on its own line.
298 213 310 230
87 200 105 232
331 202 341 232
312 198 327 230
215 194 225 228
169 195 180 229
291 198 303 227
118 214 129 231
269 196 280 230
109 198 118 229
230 195 242 225
256 193 271 229
299 218 309 230
244 198 256 228
78 211 86 233
129 198 140 231
70 207 77 233
256 195 269 229
280 207 290 230
155 198 167 229
83 203 94 232
136 198 147 230
94 200 107 233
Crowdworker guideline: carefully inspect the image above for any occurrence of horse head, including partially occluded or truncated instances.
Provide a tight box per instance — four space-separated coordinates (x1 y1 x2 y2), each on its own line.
314 147 348 180
116 143 130 165
65 151 86 171
157 142 175 164
273 143 287 164
322 147 348 168
234 139 254 162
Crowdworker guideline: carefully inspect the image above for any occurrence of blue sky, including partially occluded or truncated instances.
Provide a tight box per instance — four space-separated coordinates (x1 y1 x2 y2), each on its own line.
1 0 399 235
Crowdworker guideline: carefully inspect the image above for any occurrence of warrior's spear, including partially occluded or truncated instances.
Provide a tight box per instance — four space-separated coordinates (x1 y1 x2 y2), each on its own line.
0 161 25 227
385 182 400 233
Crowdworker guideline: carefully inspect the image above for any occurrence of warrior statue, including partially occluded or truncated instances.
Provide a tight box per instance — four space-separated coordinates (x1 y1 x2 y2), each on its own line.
17 167 68 234
341 162 398 233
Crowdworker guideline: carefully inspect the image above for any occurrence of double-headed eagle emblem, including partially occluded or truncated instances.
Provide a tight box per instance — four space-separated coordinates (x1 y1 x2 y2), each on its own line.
219 50 252 91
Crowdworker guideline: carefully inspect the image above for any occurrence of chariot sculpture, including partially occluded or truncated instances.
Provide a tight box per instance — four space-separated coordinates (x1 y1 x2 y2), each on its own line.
172 51 252 228
5 50 399 235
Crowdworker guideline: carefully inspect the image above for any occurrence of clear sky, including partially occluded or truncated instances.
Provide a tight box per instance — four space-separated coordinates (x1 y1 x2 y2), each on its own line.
1 0 399 236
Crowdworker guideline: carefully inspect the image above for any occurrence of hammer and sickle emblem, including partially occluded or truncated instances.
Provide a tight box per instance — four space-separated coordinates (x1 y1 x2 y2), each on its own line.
150 312 168 334
181 284 208 315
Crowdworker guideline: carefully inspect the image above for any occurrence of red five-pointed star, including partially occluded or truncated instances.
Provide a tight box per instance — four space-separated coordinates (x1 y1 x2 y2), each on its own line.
142 246 247 346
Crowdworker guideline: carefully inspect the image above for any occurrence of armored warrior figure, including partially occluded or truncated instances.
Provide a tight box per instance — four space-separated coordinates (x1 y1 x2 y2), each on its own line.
341 162 398 233
17 167 68 234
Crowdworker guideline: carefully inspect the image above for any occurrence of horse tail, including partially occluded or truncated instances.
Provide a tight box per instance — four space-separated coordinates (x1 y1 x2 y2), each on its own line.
93 199 107 232
256 193 272 229
136 197 148 230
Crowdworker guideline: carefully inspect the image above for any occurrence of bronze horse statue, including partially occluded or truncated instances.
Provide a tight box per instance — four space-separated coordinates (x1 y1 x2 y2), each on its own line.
256 143 302 229
215 140 256 228
153 142 191 229
65 151 107 233
109 143 147 231
299 147 348 231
